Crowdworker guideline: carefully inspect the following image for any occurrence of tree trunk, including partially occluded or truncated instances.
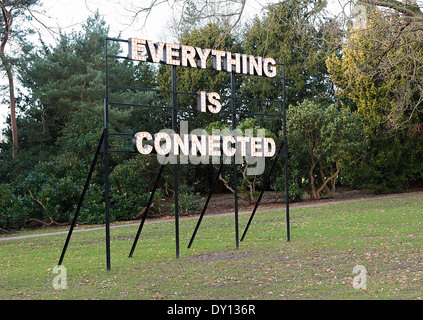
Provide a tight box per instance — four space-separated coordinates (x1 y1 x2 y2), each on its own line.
316 161 340 198
319 160 331 195
5 63 18 157
309 153 318 199
0 4 18 157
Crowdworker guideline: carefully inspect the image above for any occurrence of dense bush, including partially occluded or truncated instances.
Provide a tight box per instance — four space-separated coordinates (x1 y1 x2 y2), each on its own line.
283 101 366 200
341 131 423 194
0 184 24 230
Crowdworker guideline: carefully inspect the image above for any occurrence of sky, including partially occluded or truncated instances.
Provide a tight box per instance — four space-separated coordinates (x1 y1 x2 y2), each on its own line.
0 0 347 136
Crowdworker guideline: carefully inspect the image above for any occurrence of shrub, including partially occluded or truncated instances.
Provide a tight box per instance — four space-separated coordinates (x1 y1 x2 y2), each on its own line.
0 184 25 230
170 185 201 216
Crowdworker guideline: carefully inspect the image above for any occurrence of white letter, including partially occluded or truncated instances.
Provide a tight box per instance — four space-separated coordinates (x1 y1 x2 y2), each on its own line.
173 133 189 156
189 129 209 165
208 135 221 156
212 50 225 71
154 132 172 155
197 91 207 112
181 45 197 68
242 54 249 74
249 56 262 76
130 38 147 61
250 137 263 157
263 57 277 77
165 43 180 65
224 52 241 73
222 136 236 157
264 138 276 157
211 305 219 315
236 136 249 157
207 92 221 113
135 132 153 154
146 40 165 63
196 48 211 69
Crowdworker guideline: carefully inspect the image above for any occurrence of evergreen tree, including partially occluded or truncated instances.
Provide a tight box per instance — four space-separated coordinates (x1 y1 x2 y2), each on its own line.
243 0 337 106
0 14 161 228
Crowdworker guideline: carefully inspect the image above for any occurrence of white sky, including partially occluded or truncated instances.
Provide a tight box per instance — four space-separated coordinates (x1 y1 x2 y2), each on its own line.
0 0 347 134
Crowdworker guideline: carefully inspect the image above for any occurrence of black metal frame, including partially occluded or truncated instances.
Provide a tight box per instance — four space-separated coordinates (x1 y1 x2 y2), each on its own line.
58 37 290 270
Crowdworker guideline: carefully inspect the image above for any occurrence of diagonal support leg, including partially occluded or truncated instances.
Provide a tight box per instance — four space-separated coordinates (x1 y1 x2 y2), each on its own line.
58 129 106 266
241 142 284 242
128 164 165 258
187 163 224 249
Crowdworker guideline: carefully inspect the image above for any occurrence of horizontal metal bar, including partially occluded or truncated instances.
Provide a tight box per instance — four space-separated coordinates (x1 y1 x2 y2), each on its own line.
108 101 283 118
176 90 197 96
108 84 197 97
108 101 196 114
109 150 137 154
219 110 283 118
108 84 172 94
108 101 173 110
109 132 286 142
108 84 283 104
106 54 131 60
106 37 129 43
219 95 283 104
109 132 134 136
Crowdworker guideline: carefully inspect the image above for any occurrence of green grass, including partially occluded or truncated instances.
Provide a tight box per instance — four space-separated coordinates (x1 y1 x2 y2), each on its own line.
0 195 422 300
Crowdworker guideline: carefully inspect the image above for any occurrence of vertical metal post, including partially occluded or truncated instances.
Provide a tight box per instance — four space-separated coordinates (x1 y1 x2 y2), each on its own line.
104 128 111 270
231 71 239 249
171 65 180 258
104 39 111 270
282 64 290 242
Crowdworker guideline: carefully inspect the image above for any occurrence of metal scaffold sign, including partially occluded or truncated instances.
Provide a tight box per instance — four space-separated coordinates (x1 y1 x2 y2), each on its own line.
58 37 290 271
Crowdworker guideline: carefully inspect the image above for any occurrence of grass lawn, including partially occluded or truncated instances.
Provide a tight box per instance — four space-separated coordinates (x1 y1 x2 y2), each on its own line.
0 194 422 300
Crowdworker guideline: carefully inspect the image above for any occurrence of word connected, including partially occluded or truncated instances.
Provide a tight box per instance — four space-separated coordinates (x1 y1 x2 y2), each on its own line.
134 132 276 158
129 39 277 77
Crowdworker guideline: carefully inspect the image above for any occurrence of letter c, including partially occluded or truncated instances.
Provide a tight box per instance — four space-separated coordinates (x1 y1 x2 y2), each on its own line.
134 132 153 154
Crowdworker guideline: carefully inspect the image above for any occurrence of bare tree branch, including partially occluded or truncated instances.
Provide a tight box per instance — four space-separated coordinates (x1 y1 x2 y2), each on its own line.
360 0 423 17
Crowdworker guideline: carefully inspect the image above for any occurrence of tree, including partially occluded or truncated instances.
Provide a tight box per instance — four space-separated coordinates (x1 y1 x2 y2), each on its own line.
0 14 163 228
327 2 423 134
157 22 239 129
205 118 276 205
0 0 39 157
242 0 339 107
324 1 423 193
88 0 247 38
286 100 366 199
359 0 423 19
